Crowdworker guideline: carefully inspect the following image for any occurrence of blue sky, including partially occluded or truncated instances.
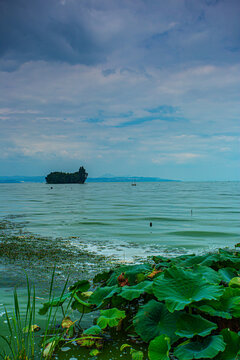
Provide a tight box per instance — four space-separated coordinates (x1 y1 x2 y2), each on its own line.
0 0 239 180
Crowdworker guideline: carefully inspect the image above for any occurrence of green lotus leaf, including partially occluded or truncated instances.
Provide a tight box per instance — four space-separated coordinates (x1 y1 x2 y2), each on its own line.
119 280 153 301
71 299 93 314
217 249 240 269
152 255 170 267
131 349 144 360
229 277 240 288
97 308 126 329
39 292 72 315
174 335 226 360
93 270 113 285
120 343 131 352
83 325 102 335
172 253 219 268
175 313 217 338
214 329 240 360
68 280 90 292
106 263 152 286
191 265 221 284
173 250 240 269
153 267 224 312
193 287 240 319
110 293 128 308
133 300 179 344
218 268 238 283
120 344 144 360
88 285 121 308
70 292 92 314
89 349 100 356
148 335 171 360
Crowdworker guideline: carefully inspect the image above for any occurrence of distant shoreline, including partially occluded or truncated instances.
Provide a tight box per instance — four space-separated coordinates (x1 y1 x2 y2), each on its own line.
0 176 180 183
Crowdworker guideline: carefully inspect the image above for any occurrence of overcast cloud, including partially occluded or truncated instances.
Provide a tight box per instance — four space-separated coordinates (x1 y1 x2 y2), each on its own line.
0 0 239 180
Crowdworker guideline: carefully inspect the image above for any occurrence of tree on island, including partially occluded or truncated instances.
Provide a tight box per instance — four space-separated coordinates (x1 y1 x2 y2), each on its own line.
45 166 88 184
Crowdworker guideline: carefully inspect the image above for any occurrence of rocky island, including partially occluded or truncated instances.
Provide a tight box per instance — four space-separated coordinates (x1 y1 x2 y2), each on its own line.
45 166 88 184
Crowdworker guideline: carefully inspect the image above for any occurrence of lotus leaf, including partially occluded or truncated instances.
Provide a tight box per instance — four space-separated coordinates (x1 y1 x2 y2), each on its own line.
120 344 132 351
61 316 75 332
120 344 144 360
191 265 221 284
174 335 226 360
153 267 224 312
70 292 92 314
97 308 126 329
71 298 93 314
88 285 121 308
81 291 93 298
89 349 100 356
83 325 102 335
93 270 113 285
193 287 240 319
133 299 179 343
218 268 238 283
119 280 153 301
68 279 90 292
172 253 219 268
173 250 240 269
152 255 170 266
61 318 75 338
175 313 217 338
217 249 240 269
131 350 144 360
214 329 240 360
229 277 240 288
106 263 152 286
39 292 72 315
148 335 171 360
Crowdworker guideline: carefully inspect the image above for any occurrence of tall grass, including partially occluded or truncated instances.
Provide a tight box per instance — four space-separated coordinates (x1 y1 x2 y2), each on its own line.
0 269 71 360
0 276 36 360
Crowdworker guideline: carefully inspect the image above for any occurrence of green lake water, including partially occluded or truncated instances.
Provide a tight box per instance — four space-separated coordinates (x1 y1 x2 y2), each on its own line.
0 181 239 358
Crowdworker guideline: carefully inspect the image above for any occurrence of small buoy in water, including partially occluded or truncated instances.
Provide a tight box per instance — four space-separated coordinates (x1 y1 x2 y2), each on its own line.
51 187 53 189
150 222 152 227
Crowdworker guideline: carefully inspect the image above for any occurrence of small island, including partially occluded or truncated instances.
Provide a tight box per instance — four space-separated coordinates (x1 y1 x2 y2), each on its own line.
45 166 88 184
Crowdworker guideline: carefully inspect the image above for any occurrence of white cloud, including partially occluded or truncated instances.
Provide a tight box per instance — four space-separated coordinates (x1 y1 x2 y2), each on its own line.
152 152 202 164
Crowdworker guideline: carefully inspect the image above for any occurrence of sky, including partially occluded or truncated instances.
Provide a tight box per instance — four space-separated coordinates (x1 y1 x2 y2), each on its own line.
0 0 239 180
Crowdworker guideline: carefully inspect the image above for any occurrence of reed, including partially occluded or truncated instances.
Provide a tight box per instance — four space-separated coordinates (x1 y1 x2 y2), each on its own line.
0 269 71 360
0 276 36 359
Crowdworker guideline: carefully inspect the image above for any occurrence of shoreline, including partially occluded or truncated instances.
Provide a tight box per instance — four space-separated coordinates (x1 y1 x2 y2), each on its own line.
0 218 237 289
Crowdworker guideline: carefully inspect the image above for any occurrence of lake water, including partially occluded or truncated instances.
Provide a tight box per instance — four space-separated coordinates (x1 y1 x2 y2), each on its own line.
0 181 240 260
0 181 239 358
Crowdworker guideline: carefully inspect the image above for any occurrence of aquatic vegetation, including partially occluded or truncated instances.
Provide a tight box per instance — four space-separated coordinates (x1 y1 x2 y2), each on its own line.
0 280 36 360
1 246 240 359
0 270 70 360
0 220 112 288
